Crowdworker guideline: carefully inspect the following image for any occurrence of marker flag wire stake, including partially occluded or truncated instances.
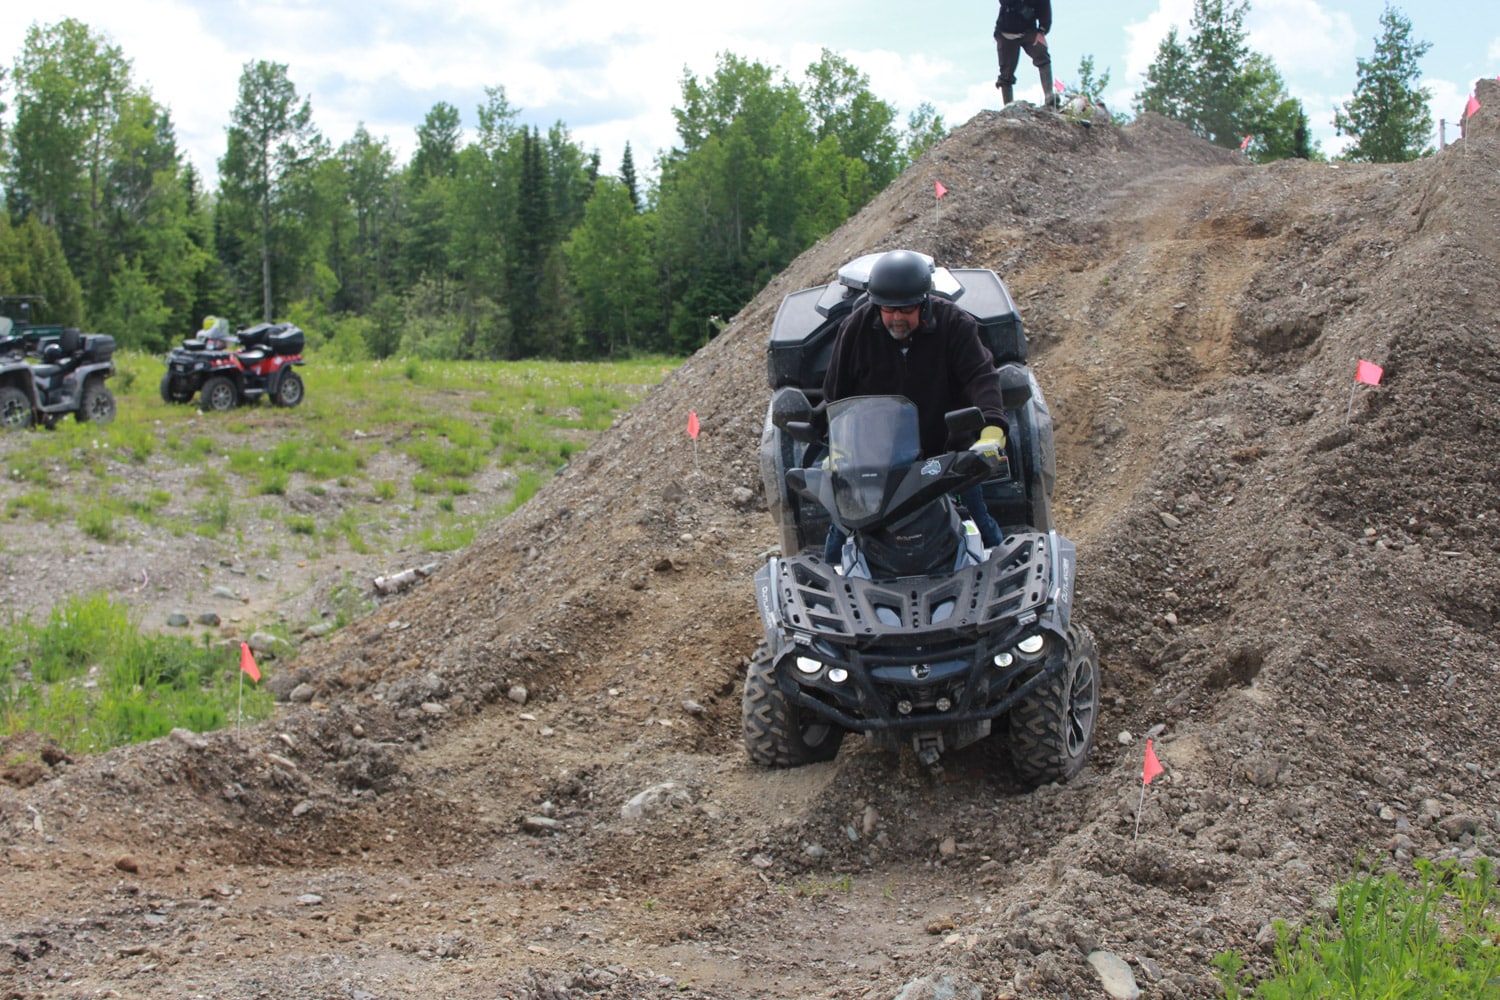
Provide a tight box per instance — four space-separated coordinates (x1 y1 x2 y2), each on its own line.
1134 738 1164 840
687 410 700 471
238 641 261 731
1347 359 1384 424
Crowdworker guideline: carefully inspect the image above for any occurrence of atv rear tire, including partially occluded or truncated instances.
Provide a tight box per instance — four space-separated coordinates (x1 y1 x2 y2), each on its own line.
743 645 844 767
201 375 238 412
0 386 33 430
1008 624 1099 787
273 370 304 407
77 379 116 425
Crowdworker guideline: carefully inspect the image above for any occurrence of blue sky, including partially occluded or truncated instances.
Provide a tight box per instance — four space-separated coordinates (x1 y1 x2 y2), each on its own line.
2 2 1495 186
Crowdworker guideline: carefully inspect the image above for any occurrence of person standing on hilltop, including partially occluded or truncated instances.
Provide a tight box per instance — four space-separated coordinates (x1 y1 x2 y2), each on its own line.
994 0 1058 109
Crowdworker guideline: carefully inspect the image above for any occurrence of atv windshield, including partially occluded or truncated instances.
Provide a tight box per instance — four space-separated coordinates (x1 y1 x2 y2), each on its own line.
825 396 921 523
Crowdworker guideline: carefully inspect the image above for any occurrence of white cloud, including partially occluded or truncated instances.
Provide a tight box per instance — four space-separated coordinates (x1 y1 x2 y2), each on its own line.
1488 36 1500 61
1122 0 1195 87
1244 0 1357 79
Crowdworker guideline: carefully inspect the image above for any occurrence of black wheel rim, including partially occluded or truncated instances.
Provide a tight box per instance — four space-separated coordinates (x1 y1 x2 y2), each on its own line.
1064 653 1097 757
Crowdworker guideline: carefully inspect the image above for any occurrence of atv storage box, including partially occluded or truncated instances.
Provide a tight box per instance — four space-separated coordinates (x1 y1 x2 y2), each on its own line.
766 259 1027 395
269 326 305 356
81 334 116 364
761 256 1050 557
236 323 305 356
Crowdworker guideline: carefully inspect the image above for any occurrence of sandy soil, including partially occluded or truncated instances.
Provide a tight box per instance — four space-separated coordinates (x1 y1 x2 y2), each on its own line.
3 83 1498 1000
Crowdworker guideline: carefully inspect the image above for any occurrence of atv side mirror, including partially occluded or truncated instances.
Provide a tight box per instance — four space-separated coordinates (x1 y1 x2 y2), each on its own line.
769 386 814 431
996 363 1034 410
944 406 985 443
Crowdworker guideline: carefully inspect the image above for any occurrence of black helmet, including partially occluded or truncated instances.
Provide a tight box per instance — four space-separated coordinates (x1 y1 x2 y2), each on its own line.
866 250 933 307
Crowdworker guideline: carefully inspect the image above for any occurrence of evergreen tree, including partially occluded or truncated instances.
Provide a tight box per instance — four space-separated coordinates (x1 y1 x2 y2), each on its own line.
1134 2 1313 161
1333 5 1432 162
620 142 639 211
1134 27 1193 121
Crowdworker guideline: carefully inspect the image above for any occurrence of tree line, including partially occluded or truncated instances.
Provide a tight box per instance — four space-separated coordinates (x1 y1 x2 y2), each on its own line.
0 18 943 359
0 4 1435 360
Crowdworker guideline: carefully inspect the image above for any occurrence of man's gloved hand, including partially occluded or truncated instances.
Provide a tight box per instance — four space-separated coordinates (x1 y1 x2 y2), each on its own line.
970 425 1007 455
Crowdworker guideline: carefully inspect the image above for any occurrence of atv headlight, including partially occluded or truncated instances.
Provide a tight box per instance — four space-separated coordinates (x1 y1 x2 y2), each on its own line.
1017 634 1046 656
827 668 848 684
795 656 822 675
994 652 1014 668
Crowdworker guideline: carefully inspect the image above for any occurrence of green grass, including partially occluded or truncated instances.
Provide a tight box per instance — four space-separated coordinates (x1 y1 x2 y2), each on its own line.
0 594 272 752
0 350 675 756
1214 857 1499 999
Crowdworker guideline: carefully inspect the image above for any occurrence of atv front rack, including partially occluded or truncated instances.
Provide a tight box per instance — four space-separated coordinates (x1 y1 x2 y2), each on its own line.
767 530 1059 646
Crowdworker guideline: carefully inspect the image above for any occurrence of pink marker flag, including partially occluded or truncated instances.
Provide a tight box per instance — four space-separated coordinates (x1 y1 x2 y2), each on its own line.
239 642 261 683
687 410 700 439
1054 78 1066 94
1239 135 1252 151
1355 360 1383 385
934 180 947 199
1465 94 1481 118
1142 739 1164 785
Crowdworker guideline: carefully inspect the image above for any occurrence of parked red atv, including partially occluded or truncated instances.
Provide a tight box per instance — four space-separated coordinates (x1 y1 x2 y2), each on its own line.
160 321 306 410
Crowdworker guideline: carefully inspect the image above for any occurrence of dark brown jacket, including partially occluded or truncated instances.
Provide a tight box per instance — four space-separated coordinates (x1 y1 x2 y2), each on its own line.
823 297 1007 456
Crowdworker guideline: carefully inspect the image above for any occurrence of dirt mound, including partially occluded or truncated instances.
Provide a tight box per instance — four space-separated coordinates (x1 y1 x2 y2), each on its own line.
4 105 1497 999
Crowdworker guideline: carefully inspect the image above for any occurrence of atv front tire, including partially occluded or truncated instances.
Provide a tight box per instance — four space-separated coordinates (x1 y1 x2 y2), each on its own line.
200 375 238 412
0 386 33 430
273 371 304 407
77 379 116 425
743 645 844 767
1008 624 1099 787
159 372 191 404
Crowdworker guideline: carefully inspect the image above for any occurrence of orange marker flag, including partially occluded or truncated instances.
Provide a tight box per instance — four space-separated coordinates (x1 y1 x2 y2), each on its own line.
1239 135 1252 151
1355 359 1383 385
239 641 261 683
1465 94 1481 119
1142 738 1164 784
687 410 700 439
934 180 947 199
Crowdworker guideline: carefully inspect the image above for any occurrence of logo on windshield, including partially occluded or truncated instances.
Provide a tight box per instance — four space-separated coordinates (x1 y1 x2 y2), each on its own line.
921 459 941 477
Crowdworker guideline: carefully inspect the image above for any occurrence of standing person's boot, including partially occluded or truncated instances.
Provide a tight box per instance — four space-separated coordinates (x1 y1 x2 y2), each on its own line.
1040 66 1059 109
998 78 1014 105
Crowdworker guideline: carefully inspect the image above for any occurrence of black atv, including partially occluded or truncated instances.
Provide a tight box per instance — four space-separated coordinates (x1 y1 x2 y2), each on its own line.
0 321 118 431
745 253 1098 784
160 321 306 410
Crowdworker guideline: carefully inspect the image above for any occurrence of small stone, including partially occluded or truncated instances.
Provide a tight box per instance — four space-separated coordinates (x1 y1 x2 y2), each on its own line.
507 685 529 705
1087 950 1141 1000
522 816 562 834
115 856 140 873
1159 511 1182 528
195 612 221 627
289 683 316 703
296 894 323 906
165 612 190 627
939 836 957 857
170 728 209 749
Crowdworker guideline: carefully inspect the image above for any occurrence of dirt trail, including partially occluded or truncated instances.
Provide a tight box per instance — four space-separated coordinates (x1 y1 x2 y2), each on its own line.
4 87 1500 1000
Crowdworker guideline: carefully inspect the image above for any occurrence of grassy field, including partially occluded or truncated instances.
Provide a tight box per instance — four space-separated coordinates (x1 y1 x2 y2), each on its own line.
0 349 675 749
